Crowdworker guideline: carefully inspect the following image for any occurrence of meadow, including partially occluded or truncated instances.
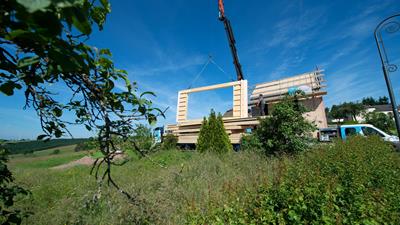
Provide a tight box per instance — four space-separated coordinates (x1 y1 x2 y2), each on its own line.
8 136 400 224
9 144 274 224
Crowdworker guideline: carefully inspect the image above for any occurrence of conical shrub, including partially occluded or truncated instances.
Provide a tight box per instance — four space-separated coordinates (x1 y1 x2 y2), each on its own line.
196 109 232 153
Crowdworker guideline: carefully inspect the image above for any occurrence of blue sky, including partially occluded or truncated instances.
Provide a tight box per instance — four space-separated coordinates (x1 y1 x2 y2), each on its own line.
1 0 400 139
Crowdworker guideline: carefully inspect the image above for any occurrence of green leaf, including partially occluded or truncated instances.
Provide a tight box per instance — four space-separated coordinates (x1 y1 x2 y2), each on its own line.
140 91 156 98
71 7 92 35
37 134 48 140
99 49 112 56
55 129 63 138
53 107 63 117
6 29 30 40
147 114 157 126
85 124 92 131
53 0 84 8
100 0 109 8
0 82 22 96
17 0 51 12
17 56 40 68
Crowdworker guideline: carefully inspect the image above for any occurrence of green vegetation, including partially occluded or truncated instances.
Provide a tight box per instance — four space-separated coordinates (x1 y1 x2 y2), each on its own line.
161 134 178 150
1 0 164 218
0 148 30 224
197 110 232 153
329 102 365 122
7 136 400 224
365 111 396 134
362 96 389 105
9 149 273 224
256 95 316 154
74 138 98 152
9 145 86 169
240 133 263 153
3 139 87 155
130 124 157 154
189 136 400 224
326 96 391 124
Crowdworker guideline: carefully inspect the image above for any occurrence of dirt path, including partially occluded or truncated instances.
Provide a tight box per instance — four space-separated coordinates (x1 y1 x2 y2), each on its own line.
52 156 95 170
52 153 126 170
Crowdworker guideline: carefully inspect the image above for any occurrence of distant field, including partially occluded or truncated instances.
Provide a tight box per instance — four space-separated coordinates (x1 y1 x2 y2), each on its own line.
9 145 88 169
3 138 88 154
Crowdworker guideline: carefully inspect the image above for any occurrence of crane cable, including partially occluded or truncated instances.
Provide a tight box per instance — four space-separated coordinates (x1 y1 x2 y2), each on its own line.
187 55 234 89
187 56 211 89
209 57 235 81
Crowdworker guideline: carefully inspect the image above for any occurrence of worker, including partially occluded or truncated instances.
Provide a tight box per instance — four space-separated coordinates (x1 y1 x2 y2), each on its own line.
256 94 266 116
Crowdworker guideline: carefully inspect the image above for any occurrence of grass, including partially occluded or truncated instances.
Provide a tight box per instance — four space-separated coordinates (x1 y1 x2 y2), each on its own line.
9 145 87 169
9 149 275 224
8 137 400 224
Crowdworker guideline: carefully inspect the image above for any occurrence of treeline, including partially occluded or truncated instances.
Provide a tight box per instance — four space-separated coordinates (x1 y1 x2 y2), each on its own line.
325 96 396 133
2 138 88 154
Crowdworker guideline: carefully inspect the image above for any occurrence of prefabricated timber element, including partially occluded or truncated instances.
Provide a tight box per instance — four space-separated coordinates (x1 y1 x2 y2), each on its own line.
167 116 261 144
168 69 329 145
176 80 248 123
250 70 326 105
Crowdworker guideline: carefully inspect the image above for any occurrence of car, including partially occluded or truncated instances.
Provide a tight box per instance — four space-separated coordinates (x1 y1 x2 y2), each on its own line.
319 124 399 148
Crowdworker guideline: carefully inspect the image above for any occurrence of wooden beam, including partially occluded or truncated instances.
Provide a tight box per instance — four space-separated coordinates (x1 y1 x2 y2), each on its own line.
179 80 242 94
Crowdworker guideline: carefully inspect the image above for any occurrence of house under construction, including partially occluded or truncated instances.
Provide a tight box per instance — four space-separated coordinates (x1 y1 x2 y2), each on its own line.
165 0 328 144
166 70 328 144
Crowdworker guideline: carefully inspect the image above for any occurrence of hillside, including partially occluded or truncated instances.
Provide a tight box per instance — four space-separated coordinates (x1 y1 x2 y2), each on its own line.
3 138 88 154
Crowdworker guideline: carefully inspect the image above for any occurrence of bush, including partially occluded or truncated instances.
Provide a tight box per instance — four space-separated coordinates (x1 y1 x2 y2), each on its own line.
189 136 400 224
240 134 263 153
52 149 60 155
161 134 178 150
196 110 232 154
131 124 158 155
256 95 316 155
74 139 98 152
365 111 396 134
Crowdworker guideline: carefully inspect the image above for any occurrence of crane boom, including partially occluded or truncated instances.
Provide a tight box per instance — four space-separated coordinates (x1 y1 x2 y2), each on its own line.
218 0 244 81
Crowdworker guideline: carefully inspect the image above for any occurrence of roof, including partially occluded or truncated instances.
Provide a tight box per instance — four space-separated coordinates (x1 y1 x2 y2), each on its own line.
366 104 400 112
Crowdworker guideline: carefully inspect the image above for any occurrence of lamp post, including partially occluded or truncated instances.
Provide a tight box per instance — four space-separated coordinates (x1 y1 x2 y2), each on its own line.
374 14 400 137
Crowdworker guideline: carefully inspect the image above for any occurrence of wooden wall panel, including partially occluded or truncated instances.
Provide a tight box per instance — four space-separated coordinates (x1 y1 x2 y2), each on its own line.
176 80 248 122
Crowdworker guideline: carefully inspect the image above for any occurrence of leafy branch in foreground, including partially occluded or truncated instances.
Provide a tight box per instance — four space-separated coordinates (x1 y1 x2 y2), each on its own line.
0 148 30 224
1 0 164 203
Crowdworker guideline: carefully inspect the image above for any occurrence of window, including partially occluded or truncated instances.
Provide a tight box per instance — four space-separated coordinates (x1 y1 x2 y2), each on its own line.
345 128 357 136
362 127 384 137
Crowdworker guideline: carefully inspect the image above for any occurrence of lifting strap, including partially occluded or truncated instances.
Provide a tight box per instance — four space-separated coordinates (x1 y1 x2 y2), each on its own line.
187 55 234 89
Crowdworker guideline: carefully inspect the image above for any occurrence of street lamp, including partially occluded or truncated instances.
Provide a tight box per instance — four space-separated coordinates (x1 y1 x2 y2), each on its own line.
374 14 400 137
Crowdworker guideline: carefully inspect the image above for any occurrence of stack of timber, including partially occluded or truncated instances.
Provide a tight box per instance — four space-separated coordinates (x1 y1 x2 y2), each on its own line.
166 116 261 144
249 70 326 106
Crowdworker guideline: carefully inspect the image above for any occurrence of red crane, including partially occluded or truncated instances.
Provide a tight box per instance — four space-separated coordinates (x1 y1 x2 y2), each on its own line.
218 0 244 81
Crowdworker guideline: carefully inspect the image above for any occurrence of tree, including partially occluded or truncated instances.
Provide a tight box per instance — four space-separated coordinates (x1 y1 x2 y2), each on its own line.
342 102 364 122
362 97 377 106
361 96 389 106
196 110 232 154
365 112 396 134
378 96 389 105
196 117 210 153
130 124 156 155
330 104 346 124
256 94 316 155
1 0 163 206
